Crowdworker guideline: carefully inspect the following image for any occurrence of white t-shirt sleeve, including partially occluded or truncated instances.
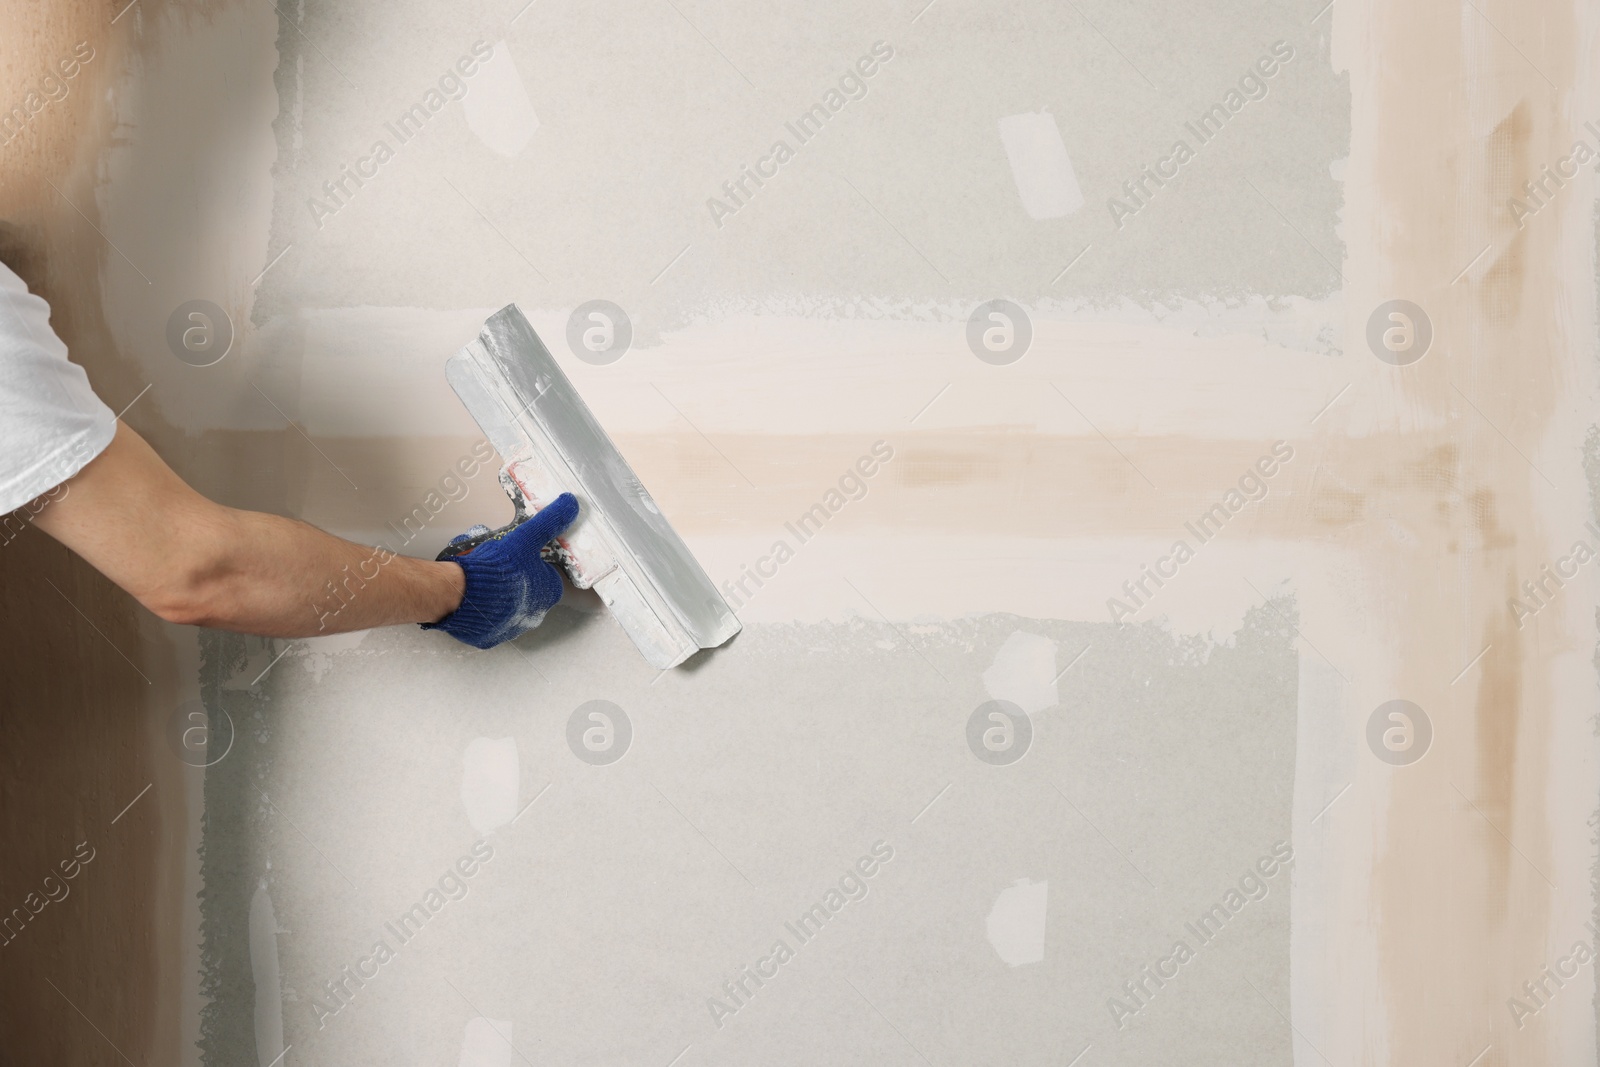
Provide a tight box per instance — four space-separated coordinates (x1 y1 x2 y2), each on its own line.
0 261 117 514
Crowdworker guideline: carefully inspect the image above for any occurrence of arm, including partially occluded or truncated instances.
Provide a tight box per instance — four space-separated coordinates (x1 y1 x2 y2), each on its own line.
33 420 465 636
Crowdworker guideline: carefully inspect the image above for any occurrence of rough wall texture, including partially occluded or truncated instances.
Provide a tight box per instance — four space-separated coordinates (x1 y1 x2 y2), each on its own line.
4 1 1598 1066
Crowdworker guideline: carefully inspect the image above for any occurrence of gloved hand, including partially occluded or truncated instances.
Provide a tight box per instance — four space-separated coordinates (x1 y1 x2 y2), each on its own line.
422 492 579 649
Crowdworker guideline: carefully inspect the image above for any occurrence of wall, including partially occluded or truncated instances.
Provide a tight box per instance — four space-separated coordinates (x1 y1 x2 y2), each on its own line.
1 1 1596 1065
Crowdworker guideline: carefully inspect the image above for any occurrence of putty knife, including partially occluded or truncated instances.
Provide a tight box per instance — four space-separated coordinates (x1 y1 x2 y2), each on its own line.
443 304 740 668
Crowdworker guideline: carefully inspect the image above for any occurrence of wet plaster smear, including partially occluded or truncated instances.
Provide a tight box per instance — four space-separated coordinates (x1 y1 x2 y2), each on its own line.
24 0 1600 1064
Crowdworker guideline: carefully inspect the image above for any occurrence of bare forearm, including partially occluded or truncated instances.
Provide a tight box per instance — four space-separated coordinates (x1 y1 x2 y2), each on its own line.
180 508 464 637
34 422 465 637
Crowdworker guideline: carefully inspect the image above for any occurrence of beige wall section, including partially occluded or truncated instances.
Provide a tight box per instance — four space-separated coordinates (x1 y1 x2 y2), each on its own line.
1330 0 1598 1063
0 3 264 1065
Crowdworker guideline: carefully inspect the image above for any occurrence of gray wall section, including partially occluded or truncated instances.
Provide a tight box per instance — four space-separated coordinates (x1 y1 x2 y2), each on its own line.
259 0 1348 334
199 602 1297 1065
194 0 1343 1061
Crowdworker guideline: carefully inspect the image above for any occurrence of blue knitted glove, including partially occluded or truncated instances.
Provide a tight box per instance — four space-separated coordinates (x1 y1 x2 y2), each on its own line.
422 492 579 650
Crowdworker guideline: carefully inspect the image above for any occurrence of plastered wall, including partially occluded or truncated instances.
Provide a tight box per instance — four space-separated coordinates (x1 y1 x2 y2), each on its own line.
2 1 1597 1066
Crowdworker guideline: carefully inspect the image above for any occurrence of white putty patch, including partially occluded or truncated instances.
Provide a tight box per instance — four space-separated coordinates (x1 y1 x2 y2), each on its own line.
299 630 371 654
274 301 1347 442
297 630 372 682
998 110 1084 220
695 532 1321 633
461 737 519 834
293 307 496 438
463 40 539 158
982 630 1058 714
248 880 286 1067
986 877 1048 966
458 1017 516 1067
